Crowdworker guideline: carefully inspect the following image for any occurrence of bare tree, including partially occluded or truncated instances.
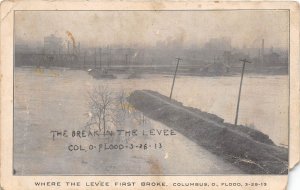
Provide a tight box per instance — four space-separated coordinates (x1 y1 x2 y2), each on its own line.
87 85 114 135
111 89 129 127
118 89 127 112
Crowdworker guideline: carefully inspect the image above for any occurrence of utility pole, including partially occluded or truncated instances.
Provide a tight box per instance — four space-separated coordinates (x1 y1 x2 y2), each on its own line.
235 58 251 125
67 41 70 55
94 48 97 69
109 48 112 68
261 39 264 65
78 42 80 55
108 48 111 68
125 54 128 65
106 46 110 68
170 58 182 99
99 48 102 70
83 52 87 69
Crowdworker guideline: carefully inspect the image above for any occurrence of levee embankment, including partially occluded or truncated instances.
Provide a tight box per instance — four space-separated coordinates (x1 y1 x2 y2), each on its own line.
127 90 288 174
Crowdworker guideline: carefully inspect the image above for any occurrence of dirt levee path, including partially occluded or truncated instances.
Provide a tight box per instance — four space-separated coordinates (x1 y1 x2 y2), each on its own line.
128 90 288 174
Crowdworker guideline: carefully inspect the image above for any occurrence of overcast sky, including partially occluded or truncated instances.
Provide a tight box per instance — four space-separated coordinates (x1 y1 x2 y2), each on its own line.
15 10 289 49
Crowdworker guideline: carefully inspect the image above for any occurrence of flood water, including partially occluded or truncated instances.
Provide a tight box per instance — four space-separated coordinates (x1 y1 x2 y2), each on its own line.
13 67 288 175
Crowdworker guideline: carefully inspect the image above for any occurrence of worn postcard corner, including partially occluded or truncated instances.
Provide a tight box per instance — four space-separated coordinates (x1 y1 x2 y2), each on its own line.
0 0 300 190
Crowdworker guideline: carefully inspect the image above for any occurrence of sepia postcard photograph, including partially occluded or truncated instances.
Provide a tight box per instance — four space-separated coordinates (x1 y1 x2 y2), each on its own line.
1 1 299 190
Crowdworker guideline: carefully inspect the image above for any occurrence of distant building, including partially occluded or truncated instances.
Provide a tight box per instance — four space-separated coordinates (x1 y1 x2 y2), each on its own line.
201 37 232 61
264 52 284 66
15 43 43 54
44 34 62 54
204 37 232 51
15 44 29 54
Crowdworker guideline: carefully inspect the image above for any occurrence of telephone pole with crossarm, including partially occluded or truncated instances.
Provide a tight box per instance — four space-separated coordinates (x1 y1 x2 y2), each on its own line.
235 58 251 125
